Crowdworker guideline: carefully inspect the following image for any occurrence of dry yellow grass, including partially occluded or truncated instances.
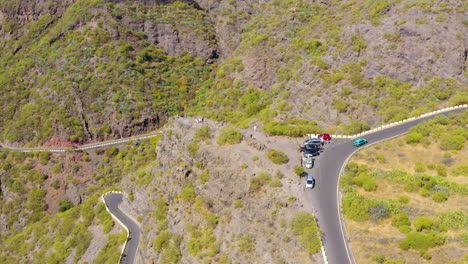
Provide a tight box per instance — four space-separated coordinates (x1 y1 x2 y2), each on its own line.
350 136 468 185
344 135 468 263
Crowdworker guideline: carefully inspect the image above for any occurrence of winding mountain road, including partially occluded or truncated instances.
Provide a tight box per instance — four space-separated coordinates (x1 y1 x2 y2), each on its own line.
2 106 466 264
103 193 140 264
305 107 467 264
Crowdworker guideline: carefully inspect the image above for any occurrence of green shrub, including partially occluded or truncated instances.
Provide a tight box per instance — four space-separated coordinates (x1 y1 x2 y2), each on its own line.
440 135 465 151
452 164 468 176
399 225 412 233
414 162 426 173
237 234 256 253
293 165 305 176
51 179 61 190
249 171 272 192
267 150 289 164
154 231 173 252
343 120 370 134
398 195 410 204
460 233 468 244
269 179 283 187
421 251 432 260
432 191 448 203
373 254 386 264
194 126 211 142
449 91 468 106
263 119 320 137
420 188 430 197
332 98 349 113
399 231 446 251
290 212 321 254
342 195 370 221
187 142 199 157
217 127 242 145
436 164 447 177
437 211 467 229
392 212 411 228
354 174 377 191
414 217 433 231
39 151 51 165
58 200 74 213
105 147 119 158
405 132 423 144
198 170 210 184
233 200 243 208
179 182 196 202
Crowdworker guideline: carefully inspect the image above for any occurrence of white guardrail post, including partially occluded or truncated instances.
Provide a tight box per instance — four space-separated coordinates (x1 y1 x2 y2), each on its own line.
101 191 129 264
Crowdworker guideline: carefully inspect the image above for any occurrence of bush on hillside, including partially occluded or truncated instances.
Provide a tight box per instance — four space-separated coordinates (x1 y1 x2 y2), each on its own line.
399 231 446 251
217 127 242 145
194 126 211 142
290 212 321 254
405 132 423 144
249 171 272 192
432 191 448 203
267 149 289 164
293 165 305 176
437 211 467 230
451 164 468 176
343 120 370 134
342 195 370 221
414 162 426 173
439 135 465 150
460 233 468 244
414 217 433 231
58 200 74 212
354 174 377 191
391 212 411 228
263 119 320 137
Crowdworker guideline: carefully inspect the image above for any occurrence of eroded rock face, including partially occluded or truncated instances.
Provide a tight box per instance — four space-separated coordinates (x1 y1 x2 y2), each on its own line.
338 5 467 84
0 0 74 24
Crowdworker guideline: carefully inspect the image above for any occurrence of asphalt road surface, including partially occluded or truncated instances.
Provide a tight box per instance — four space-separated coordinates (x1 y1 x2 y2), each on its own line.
304 107 467 264
103 193 140 264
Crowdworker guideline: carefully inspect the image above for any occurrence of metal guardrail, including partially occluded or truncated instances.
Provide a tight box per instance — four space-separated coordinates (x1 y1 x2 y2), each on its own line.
329 104 467 139
2 131 163 153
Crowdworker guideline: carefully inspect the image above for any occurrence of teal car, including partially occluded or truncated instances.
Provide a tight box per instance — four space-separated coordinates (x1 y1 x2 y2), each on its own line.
353 138 368 147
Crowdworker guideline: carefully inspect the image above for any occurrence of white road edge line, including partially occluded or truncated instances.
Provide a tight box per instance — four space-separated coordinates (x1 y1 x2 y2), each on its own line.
337 131 411 264
101 191 129 264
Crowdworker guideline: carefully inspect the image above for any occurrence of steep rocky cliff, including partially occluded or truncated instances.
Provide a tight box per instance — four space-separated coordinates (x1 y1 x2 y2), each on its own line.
119 117 320 263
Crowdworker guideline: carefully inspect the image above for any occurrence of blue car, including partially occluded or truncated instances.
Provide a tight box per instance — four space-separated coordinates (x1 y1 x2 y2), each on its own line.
353 138 368 147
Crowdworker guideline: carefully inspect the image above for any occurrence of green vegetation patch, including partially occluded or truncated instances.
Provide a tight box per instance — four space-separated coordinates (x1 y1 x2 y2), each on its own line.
267 149 289 164
289 212 321 254
217 127 242 145
263 119 320 137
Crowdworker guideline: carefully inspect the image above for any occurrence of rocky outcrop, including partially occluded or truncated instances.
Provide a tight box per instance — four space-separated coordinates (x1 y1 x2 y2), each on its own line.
0 0 74 24
338 4 467 84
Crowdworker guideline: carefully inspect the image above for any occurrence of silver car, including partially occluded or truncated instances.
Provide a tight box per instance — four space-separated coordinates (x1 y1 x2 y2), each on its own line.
305 175 315 189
